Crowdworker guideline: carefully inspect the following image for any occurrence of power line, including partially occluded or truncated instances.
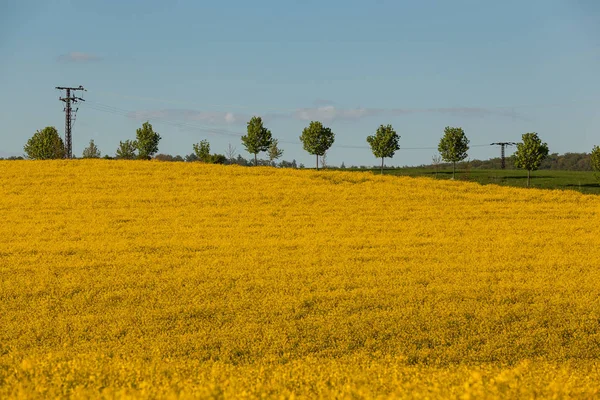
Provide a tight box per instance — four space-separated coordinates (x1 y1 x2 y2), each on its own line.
94 90 298 112
84 101 245 138
82 100 495 151
95 89 600 113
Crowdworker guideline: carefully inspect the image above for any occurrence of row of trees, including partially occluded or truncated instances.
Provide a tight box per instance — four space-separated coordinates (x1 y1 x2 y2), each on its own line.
21 124 163 161
236 118 591 187
433 127 551 186
153 152 303 168
19 119 600 186
239 117 335 170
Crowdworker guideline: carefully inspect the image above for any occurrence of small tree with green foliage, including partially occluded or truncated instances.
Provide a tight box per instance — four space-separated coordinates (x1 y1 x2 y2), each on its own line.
82 139 101 158
23 126 65 160
268 139 284 166
135 121 161 160
514 132 549 187
438 126 469 179
115 140 137 160
193 140 211 162
367 124 400 174
209 154 227 164
300 121 335 170
242 116 273 166
591 146 600 183
185 153 199 162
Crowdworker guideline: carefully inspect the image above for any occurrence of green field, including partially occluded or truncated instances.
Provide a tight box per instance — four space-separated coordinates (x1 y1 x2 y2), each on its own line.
354 168 600 195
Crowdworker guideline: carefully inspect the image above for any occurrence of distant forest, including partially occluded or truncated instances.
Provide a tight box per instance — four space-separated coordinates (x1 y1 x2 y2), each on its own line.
1 151 594 171
421 152 593 171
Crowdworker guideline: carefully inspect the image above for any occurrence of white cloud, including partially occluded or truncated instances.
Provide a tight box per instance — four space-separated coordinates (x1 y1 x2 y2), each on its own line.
127 109 250 125
291 106 521 122
224 112 236 124
58 52 101 63
293 106 382 122
127 105 522 127
313 98 335 106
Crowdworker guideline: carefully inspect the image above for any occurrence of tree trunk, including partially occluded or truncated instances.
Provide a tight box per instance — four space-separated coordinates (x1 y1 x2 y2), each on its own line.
254 153 258 166
316 154 319 170
381 157 384 174
527 169 531 187
452 162 456 179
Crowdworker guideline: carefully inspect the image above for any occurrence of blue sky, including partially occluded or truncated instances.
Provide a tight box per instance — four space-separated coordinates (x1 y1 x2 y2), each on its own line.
1 0 599 166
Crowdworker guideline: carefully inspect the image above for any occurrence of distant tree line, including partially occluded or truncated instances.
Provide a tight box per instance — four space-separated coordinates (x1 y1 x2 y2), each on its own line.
0 156 25 160
424 152 594 171
12 117 600 185
151 152 303 168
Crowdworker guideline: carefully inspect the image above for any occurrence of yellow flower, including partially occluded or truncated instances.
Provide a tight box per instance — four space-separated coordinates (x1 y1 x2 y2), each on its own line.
1 159 599 398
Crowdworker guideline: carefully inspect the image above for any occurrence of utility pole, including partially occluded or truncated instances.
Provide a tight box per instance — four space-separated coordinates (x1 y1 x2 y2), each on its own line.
56 85 86 158
490 142 517 169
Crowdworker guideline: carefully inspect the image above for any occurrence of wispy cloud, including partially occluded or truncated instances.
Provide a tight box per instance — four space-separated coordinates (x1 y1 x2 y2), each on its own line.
57 52 101 63
293 106 382 122
126 105 522 127
406 107 518 118
127 109 251 125
290 105 520 122
313 98 336 106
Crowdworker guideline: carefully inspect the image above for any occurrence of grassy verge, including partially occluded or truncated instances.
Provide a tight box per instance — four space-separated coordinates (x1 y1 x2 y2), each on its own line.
353 167 600 194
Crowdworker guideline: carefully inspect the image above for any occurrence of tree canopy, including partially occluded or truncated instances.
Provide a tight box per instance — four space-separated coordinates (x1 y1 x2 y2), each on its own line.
82 139 101 159
367 124 400 174
193 140 211 163
514 132 549 187
268 139 284 164
591 146 600 182
23 126 65 160
241 116 273 166
136 122 161 160
438 126 469 178
115 140 137 160
299 121 335 170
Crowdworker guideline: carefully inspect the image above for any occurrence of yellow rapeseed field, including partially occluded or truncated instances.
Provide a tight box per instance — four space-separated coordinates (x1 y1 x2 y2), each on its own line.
1 159 600 398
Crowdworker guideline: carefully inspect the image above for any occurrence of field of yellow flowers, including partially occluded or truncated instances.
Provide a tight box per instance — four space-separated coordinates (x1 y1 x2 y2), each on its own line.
1 159 600 398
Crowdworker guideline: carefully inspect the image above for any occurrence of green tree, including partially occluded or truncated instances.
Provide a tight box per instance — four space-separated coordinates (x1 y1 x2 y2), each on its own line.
115 140 137 160
23 126 65 160
242 116 273 166
438 126 469 179
299 121 335 170
367 124 401 174
209 154 227 164
135 121 161 160
82 139 101 158
154 154 184 162
268 139 284 166
514 132 549 187
184 153 198 162
193 140 211 162
591 146 600 182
